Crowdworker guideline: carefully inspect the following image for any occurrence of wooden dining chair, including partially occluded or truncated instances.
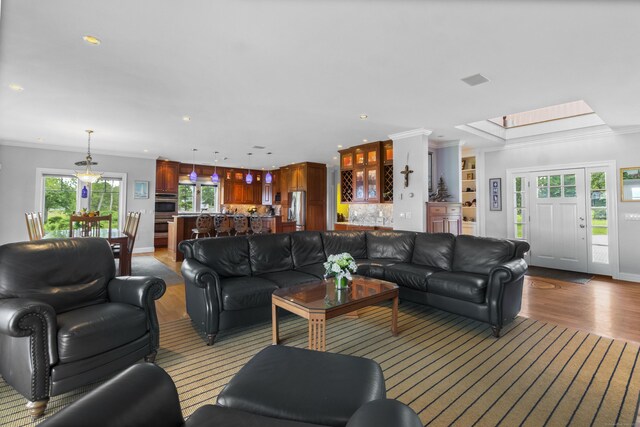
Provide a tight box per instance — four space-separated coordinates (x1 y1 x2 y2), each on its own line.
213 214 232 237
233 215 249 235
192 214 213 239
250 213 264 234
113 212 141 274
69 214 112 238
25 212 45 241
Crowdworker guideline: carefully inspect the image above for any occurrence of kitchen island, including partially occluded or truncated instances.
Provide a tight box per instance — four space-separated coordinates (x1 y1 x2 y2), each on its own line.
167 214 296 262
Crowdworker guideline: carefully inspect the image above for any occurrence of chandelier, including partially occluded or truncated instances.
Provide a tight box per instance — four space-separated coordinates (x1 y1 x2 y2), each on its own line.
74 130 103 184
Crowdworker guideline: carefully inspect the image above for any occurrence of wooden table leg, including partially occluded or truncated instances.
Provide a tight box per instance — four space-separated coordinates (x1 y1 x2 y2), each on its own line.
308 316 326 351
391 294 399 336
272 303 279 345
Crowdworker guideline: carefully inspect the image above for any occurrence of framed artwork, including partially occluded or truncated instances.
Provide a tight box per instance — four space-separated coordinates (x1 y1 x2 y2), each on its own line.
489 178 502 211
620 167 640 201
134 180 149 199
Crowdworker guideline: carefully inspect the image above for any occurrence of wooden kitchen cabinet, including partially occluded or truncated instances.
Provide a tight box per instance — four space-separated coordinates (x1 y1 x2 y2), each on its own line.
156 160 179 194
262 171 277 205
223 169 262 204
426 202 462 235
339 141 387 204
287 164 307 192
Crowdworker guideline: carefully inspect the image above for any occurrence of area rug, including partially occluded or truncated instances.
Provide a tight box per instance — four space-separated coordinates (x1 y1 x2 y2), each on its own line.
117 256 183 285
526 266 594 285
1 303 639 426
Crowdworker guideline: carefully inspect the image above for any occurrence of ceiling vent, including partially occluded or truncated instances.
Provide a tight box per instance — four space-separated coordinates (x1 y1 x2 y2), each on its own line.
461 74 490 87
252 145 266 149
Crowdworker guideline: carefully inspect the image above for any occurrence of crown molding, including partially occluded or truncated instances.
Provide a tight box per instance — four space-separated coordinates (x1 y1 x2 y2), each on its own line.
0 139 158 160
388 128 433 140
430 139 463 149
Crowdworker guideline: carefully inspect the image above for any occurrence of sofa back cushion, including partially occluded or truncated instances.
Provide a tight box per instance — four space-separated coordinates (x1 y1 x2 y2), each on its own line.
452 235 516 275
193 236 251 278
0 238 113 313
366 231 415 262
412 233 455 271
249 233 294 275
291 231 326 268
321 231 367 259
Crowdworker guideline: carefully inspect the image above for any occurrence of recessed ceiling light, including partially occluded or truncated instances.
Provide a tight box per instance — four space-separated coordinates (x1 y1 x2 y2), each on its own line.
182 116 191 122
461 73 490 87
37 137 44 142
359 114 368 120
333 157 338 160
8 83 24 91
362 139 368 143
337 145 343 148
143 149 149 153
82 35 101 45
437 135 444 138
271 165 275 168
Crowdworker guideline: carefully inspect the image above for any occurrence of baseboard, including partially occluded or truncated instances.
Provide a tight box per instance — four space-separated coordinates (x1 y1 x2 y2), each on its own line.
613 272 640 283
133 247 155 254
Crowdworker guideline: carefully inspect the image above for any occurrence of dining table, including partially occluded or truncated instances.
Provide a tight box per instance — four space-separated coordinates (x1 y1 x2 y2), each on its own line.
45 229 131 276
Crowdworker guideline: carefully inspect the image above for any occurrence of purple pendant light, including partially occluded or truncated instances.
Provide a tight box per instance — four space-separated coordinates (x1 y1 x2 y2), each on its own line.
265 170 272 184
211 151 220 183
189 148 198 182
245 153 253 184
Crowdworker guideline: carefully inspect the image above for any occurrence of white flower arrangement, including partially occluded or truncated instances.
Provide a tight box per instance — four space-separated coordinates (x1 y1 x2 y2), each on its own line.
323 252 358 282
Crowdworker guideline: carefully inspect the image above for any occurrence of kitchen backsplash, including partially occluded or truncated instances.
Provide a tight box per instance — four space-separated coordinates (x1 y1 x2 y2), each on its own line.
348 204 393 225
221 204 271 214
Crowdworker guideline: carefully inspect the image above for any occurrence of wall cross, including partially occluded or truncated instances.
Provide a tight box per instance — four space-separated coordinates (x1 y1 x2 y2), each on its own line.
400 164 413 188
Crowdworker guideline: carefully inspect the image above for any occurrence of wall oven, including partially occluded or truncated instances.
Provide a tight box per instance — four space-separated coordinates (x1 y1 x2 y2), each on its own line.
155 194 178 214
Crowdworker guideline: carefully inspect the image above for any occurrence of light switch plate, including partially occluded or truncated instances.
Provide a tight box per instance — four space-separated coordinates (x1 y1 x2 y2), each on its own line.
624 213 640 221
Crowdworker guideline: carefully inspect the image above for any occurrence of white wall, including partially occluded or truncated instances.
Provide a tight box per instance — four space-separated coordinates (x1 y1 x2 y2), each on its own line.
481 131 640 279
0 144 156 251
391 129 431 232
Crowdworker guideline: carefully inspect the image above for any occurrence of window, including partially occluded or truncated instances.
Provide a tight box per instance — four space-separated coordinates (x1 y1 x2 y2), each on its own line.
41 174 124 233
179 184 195 212
590 171 609 265
536 174 576 199
200 184 218 212
513 176 527 239
43 175 78 232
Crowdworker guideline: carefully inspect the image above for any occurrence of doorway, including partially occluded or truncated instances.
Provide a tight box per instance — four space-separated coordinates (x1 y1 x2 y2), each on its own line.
507 162 617 275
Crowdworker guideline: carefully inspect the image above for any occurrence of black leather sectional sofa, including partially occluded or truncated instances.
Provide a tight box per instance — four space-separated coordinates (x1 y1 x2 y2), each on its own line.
180 230 529 345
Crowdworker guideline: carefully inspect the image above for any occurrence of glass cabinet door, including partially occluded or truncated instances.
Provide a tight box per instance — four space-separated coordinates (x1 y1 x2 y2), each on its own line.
354 170 365 200
367 168 377 200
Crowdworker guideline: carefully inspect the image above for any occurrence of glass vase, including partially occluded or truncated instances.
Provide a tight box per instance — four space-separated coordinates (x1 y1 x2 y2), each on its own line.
335 276 349 290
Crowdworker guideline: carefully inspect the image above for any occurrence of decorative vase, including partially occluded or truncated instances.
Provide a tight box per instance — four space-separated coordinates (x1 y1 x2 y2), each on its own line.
335 276 349 290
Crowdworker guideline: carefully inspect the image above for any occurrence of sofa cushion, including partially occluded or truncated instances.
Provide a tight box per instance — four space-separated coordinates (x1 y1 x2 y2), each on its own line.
291 231 326 268
249 234 294 275
412 233 455 271
366 231 415 262
188 405 326 427
384 263 440 292
295 262 327 279
217 345 385 427
452 235 516 275
258 270 319 289
193 237 251 278
356 259 396 280
57 303 147 363
220 277 279 311
321 231 367 260
427 271 488 303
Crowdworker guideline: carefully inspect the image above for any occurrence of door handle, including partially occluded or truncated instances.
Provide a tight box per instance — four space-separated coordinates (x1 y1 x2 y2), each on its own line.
579 224 585 228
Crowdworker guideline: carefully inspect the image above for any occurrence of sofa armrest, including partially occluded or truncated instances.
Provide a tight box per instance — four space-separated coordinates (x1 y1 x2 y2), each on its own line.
181 258 220 290
39 363 185 427
108 277 166 350
346 399 422 427
486 258 528 329
0 298 58 400
508 239 531 259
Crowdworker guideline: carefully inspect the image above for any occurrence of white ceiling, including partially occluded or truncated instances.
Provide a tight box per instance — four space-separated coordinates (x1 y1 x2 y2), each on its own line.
1 0 639 169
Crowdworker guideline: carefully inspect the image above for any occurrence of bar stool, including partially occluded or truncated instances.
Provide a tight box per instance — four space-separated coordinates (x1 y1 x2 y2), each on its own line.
192 213 213 238
233 215 249 235
250 213 264 234
213 214 232 237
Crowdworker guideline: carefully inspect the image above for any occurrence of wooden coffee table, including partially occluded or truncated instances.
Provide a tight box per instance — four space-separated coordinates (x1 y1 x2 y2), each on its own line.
271 276 399 351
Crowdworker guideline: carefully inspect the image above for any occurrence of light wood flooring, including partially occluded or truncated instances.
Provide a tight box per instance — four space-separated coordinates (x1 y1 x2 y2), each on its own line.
148 248 640 345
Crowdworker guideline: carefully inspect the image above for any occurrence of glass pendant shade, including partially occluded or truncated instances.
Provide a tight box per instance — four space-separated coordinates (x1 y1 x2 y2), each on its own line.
265 171 272 183
211 171 219 183
189 170 198 182
75 130 103 184
245 171 253 184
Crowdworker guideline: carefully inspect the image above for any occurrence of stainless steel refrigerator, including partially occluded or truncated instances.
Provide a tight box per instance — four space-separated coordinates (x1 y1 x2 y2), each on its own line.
288 191 306 231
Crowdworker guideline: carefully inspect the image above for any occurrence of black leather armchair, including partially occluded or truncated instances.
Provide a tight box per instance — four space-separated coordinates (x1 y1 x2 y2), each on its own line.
0 238 166 417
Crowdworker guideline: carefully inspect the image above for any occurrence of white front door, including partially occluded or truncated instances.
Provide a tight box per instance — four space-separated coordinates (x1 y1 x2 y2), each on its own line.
529 169 588 272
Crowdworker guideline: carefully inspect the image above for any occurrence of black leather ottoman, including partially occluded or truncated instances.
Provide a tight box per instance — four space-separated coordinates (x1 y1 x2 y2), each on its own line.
217 346 386 427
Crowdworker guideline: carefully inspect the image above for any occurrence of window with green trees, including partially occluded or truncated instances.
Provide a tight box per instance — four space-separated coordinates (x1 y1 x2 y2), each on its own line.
43 176 78 231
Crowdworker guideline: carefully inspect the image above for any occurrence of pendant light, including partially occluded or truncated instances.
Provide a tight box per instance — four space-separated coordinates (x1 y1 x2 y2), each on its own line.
189 148 198 182
265 169 273 184
211 151 220 183
245 153 253 184
74 130 103 184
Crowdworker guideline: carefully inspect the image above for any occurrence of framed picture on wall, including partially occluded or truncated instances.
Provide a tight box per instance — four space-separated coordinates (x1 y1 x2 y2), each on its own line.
134 181 149 199
489 178 502 211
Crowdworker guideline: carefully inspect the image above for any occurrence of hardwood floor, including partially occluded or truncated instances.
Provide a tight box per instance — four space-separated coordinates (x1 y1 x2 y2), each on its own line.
148 248 640 344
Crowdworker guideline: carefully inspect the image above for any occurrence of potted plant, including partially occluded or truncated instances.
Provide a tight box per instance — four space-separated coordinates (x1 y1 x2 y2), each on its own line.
324 253 357 289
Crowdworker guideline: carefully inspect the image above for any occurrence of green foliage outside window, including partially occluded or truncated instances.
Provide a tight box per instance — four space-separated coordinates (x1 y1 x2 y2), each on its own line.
43 176 77 231
179 184 194 212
